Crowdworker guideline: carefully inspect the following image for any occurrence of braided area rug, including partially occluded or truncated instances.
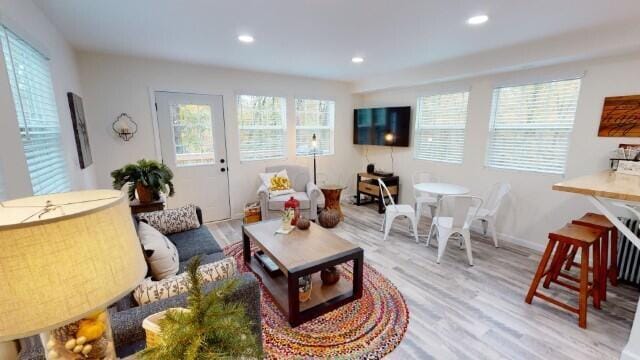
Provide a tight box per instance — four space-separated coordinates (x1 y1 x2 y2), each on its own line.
224 241 409 359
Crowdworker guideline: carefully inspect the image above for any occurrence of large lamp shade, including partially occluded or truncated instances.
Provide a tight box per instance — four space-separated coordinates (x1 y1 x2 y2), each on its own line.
0 189 146 342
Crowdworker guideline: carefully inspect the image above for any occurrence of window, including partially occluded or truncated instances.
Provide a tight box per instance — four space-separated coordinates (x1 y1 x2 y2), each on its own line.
486 78 581 174
237 95 287 161
295 99 334 156
414 92 469 163
170 104 215 167
0 26 71 195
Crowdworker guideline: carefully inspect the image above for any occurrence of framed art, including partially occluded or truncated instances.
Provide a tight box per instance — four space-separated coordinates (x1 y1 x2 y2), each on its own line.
67 92 93 169
598 95 640 137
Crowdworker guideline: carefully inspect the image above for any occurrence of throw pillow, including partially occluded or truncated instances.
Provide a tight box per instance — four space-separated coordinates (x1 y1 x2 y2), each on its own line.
137 204 200 235
137 222 180 280
133 257 238 305
259 170 295 197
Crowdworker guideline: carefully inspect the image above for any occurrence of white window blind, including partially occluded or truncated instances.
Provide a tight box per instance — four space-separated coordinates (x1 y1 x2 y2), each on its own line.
295 99 334 156
486 78 581 174
1 26 71 195
237 95 287 161
414 92 469 163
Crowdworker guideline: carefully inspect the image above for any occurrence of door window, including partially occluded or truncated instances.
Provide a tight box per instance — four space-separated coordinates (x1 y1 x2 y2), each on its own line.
170 104 215 167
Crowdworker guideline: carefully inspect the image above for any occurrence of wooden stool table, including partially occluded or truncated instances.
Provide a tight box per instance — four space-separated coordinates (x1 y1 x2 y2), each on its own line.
525 223 603 328
320 185 347 220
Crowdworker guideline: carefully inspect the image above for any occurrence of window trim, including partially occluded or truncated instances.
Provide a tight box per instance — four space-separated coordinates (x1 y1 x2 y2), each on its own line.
484 77 582 176
236 94 288 162
413 91 470 164
295 98 335 157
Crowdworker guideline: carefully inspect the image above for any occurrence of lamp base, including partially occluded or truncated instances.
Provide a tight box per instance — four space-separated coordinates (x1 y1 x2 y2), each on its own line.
41 309 115 360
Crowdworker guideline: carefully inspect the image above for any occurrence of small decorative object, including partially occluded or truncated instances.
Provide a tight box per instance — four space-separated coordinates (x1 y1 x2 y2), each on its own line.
45 310 114 359
111 159 175 203
67 92 93 169
276 208 294 234
367 163 375 173
284 196 301 225
617 160 640 176
321 266 340 285
299 275 312 302
296 216 311 230
138 256 261 359
598 95 640 137
318 208 340 228
112 112 138 141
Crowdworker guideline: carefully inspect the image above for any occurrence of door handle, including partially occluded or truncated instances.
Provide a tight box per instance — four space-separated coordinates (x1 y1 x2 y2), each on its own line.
220 168 226 172
220 159 225 164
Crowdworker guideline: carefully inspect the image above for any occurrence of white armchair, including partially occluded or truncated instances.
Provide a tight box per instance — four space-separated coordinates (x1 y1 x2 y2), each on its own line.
257 165 321 220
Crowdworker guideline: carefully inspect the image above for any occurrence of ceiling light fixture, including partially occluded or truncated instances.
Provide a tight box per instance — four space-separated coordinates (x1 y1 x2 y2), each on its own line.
467 14 489 25
238 35 254 43
352 56 364 64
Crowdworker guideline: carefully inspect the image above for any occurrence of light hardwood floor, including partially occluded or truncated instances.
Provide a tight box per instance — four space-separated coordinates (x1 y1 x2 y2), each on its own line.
207 203 638 359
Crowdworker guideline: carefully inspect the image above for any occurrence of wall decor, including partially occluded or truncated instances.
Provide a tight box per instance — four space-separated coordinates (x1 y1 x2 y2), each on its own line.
112 113 138 141
67 92 93 169
598 95 640 137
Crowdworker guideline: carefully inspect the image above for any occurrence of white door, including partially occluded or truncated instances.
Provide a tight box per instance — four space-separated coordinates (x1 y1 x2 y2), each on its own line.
155 91 231 222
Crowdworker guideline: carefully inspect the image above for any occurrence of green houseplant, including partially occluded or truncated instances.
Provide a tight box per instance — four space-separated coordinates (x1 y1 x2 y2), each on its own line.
111 159 175 203
138 256 261 360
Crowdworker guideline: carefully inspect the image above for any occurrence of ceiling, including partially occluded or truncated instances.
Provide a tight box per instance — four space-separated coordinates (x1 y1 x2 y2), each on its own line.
34 0 640 81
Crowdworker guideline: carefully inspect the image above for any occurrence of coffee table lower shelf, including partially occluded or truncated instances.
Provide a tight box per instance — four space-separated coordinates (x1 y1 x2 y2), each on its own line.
246 258 360 326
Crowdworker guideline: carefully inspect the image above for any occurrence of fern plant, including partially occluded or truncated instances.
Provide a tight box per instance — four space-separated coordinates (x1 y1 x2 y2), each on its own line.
110 159 175 201
137 256 261 360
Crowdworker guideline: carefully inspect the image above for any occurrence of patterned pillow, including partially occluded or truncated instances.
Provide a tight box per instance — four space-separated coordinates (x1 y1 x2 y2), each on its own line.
137 204 199 235
133 257 238 306
259 170 295 198
137 222 179 280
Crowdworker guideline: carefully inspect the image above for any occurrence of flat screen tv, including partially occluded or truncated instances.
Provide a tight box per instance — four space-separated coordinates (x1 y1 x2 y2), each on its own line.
353 106 411 147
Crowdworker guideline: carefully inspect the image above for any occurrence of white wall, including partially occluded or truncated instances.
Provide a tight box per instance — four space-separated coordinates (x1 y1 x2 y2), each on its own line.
0 0 96 200
358 52 640 250
76 51 360 218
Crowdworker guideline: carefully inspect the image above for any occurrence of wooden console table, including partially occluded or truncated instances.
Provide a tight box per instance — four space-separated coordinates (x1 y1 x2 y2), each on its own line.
129 197 165 214
355 172 399 213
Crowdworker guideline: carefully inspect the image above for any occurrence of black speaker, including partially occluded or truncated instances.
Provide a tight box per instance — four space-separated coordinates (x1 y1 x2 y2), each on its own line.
366 163 375 173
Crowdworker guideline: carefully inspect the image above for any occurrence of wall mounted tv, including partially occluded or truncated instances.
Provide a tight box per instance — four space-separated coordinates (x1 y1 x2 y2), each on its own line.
353 106 411 147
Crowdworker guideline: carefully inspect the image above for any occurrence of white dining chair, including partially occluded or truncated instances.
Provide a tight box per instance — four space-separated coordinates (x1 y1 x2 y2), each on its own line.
378 179 419 243
468 182 511 248
427 195 483 265
412 172 438 219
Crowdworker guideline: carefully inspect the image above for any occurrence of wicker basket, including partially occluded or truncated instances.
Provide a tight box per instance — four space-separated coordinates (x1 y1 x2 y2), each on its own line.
244 202 262 224
142 308 189 348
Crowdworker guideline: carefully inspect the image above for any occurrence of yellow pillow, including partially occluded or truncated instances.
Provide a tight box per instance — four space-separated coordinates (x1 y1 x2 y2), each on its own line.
270 175 291 191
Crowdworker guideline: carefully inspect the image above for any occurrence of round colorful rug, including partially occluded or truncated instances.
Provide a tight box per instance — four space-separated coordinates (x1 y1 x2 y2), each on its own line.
224 242 409 359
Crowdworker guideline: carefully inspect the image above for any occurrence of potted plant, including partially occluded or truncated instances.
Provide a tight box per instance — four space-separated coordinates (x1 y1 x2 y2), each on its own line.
111 159 175 203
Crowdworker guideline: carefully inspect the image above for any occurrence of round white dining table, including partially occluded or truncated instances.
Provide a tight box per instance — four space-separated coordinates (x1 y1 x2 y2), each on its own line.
414 182 469 196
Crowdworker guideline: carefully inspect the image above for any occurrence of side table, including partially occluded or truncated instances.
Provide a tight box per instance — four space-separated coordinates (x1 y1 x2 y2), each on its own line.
320 185 346 220
130 197 165 214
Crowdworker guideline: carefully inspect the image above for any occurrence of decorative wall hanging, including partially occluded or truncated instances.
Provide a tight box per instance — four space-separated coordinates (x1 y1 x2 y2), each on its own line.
67 92 93 169
598 95 640 137
112 113 138 141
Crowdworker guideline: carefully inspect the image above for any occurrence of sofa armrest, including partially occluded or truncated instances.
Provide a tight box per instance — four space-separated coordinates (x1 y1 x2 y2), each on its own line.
306 182 321 220
258 184 269 219
112 273 262 357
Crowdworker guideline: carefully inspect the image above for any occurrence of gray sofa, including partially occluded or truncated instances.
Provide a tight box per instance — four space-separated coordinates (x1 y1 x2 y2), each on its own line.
258 165 321 221
17 208 262 359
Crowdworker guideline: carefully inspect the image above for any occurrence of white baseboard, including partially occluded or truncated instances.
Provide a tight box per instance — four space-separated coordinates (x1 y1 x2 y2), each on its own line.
469 224 545 253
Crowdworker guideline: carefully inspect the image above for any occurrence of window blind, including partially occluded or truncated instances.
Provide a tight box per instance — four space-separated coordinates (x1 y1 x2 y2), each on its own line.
237 95 287 161
1 26 71 195
295 99 334 156
414 92 469 163
486 78 581 174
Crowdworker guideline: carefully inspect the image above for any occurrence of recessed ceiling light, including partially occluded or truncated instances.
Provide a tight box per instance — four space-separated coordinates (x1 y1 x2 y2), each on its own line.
238 35 254 43
467 14 489 25
352 56 364 64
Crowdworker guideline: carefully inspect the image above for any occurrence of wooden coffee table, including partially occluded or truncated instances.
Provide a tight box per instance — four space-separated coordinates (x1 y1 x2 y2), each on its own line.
242 219 364 327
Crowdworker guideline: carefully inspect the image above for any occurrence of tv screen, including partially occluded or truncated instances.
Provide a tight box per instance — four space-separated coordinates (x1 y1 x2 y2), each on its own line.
353 106 410 147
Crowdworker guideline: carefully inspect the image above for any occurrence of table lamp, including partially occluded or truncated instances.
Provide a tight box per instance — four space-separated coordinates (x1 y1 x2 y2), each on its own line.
0 190 147 359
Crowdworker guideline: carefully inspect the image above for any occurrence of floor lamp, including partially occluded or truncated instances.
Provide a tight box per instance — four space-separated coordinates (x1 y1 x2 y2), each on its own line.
311 133 318 185
0 189 147 360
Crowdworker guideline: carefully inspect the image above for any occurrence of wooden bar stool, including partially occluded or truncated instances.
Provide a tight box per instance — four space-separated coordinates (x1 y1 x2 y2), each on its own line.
565 213 618 301
525 223 602 328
